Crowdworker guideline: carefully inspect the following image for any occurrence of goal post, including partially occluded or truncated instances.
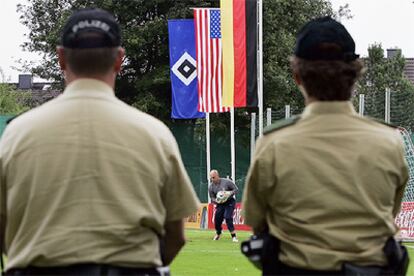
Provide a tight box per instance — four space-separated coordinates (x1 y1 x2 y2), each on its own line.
395 127 414 240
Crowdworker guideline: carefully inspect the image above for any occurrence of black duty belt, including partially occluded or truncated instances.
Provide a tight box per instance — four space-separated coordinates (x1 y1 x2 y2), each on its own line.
5 263 163 276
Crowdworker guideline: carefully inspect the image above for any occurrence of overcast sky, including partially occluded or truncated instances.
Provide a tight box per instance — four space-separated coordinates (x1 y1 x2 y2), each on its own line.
0 0 413 83
330 0 414 58
0 0 38 82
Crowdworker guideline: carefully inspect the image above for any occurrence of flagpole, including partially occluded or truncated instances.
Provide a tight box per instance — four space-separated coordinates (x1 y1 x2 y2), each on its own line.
206 112 211 203
258 0 264 136
230 107 235 182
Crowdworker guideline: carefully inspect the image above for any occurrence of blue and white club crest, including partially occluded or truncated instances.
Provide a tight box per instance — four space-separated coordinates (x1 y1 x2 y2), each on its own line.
172 52 197 86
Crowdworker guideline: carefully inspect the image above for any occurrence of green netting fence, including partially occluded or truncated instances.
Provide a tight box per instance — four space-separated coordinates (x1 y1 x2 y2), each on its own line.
0 115 251 204
169 120 250 203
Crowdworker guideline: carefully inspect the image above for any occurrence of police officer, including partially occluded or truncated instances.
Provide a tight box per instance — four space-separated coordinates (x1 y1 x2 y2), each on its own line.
209 170 239 242
0 8 200 275
242 16 409 275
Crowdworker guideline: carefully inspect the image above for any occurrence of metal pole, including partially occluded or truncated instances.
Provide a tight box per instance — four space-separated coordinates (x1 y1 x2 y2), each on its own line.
285 105 291 119
258 0 264 136
266 108 272 126
206 113 211 203
385 88 391 123
358 94 365 116
250 112 256 162
230 107 235 182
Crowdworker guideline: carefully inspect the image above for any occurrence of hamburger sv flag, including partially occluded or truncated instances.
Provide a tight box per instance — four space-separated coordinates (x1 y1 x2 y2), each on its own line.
168 19 205 119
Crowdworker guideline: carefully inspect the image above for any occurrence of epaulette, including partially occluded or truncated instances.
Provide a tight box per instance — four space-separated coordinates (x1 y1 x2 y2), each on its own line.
6 112 25 125
369 117 397 128
263 115 301 135
6 116 18 125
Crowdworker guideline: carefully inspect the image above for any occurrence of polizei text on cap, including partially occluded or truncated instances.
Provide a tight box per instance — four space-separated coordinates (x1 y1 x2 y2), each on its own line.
72 20 110 33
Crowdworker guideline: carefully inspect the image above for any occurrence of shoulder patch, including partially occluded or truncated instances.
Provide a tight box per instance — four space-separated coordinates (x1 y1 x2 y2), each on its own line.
368 117 397 128
263 115 301 135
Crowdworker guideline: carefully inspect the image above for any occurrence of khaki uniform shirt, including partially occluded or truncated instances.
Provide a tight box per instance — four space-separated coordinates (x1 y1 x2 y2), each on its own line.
0 79 200 270
243 101 408 271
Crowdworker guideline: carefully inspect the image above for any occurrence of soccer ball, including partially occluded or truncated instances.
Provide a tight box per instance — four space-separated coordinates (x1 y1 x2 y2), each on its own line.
216 191 232 204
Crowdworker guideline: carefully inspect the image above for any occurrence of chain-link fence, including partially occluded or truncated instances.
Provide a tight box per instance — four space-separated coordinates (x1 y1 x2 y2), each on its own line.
256 91 414 134
395 128 414 240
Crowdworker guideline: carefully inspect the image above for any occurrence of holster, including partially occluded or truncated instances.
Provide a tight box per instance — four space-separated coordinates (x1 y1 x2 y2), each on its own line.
342 237 410 276
382 237 409 276
240 231 280 270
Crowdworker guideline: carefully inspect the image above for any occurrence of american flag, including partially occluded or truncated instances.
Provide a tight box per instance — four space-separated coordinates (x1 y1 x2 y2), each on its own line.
194 8 230 113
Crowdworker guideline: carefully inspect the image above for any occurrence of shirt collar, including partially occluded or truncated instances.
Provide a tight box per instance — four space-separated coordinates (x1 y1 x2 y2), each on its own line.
302 101 357 118
63 79 115 98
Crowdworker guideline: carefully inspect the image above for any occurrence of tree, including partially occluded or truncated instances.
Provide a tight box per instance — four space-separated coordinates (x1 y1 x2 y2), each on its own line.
356 44 414 130
18 0 334 125
0 67 7 83
0 84 30 115
262 0 334 116
18 0 217 122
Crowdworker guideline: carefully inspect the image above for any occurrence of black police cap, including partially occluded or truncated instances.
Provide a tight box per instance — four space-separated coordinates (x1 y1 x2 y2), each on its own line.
294 16 359 61
61 8 121 49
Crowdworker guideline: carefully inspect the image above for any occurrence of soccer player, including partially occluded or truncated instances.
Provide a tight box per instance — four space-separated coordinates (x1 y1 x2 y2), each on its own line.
0 8 199 275
243 16 409 275
208 170 239 242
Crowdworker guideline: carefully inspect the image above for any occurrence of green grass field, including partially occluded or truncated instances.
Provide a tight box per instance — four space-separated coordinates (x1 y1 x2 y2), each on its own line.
172 229 414 276
2 229 414 275
171 229 259 275
406 245 414 276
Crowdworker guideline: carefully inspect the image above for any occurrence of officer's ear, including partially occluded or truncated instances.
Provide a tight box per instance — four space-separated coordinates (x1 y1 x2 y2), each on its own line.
114 47 125 73
293 72 309 99
293 72 302 86
56 46 66 71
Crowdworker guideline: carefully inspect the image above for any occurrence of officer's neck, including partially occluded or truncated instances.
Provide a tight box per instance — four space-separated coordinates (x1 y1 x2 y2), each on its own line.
64 70 116 90
305 96 318 105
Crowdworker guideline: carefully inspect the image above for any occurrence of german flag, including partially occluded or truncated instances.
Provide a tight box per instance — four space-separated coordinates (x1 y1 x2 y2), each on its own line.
221 0 258 108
